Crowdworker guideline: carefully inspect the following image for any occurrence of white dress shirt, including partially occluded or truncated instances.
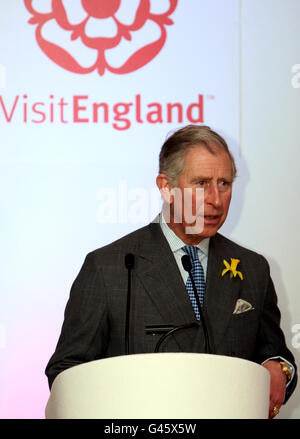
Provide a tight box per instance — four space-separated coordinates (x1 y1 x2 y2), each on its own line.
159 212 209 283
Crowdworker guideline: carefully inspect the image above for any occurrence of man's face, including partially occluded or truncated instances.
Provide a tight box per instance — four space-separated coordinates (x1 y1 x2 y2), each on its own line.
165 145 233 244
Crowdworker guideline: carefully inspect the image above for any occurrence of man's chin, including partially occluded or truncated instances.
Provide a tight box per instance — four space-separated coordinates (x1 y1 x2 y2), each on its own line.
184 221 222 239
202 221 224 236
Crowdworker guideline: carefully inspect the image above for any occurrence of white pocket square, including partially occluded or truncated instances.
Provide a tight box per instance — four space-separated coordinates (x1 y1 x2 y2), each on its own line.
233 299 254 315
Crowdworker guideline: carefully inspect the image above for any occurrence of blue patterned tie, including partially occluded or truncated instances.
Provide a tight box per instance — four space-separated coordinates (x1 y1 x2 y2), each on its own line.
182 245 205 320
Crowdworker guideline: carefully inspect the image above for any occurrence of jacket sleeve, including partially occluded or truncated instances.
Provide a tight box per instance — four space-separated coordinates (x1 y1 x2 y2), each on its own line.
45 253 109 389
253 259 297 403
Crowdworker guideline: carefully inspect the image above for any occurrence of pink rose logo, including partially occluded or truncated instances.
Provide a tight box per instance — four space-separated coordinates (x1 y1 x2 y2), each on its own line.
24 0 178 76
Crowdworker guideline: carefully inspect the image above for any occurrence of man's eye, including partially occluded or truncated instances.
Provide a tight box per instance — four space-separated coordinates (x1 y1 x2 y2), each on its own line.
218 180 232 191
197 181 209 187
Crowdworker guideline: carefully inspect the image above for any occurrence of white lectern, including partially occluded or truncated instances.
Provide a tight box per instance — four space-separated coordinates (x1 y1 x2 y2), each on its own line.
45 353 270 419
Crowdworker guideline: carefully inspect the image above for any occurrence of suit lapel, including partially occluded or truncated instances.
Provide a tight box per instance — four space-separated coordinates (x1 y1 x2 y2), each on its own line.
136 222 196 323
134 222 198 350
204 234 242 351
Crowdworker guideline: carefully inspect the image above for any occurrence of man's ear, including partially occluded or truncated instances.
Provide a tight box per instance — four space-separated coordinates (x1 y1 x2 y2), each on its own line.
156 174 173 204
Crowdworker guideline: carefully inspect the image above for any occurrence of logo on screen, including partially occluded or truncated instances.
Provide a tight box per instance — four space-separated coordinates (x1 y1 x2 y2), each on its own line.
24 0 178 76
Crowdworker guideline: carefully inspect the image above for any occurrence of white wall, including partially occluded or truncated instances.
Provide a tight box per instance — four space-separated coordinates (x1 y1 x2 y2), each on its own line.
224 0 300 418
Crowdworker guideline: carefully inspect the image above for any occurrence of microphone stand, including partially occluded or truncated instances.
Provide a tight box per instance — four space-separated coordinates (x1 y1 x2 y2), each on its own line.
125 253 134 355
181 255 211 354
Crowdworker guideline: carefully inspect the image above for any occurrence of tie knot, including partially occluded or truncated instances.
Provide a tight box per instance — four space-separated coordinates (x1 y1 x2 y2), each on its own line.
182 245 199 262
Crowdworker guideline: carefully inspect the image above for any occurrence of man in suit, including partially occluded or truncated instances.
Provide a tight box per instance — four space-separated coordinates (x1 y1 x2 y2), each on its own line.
45 125 297 418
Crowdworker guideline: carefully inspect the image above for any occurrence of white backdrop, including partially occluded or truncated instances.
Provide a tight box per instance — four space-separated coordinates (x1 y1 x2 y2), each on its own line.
0 0 299 419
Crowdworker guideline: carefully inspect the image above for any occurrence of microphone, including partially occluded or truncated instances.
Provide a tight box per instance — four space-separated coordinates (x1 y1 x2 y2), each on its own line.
181 254 192 272
181 254 211 354
125 253 134 355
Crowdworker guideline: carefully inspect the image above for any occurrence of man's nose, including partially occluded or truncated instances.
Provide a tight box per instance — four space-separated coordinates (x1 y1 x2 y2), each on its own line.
206 183 222 207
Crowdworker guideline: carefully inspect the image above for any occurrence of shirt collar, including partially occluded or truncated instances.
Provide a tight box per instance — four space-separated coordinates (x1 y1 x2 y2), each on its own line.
159 212 209 256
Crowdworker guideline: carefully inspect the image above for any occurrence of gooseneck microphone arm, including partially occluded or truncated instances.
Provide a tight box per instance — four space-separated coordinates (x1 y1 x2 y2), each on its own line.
181 254 211 354
154 322 200 353
124 253 134 355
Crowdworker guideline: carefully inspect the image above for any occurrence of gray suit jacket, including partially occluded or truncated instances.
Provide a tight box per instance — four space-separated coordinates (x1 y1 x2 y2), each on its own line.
45 221 297 400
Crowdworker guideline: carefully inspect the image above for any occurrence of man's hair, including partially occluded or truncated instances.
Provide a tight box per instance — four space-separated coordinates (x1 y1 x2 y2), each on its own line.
159 124 237 184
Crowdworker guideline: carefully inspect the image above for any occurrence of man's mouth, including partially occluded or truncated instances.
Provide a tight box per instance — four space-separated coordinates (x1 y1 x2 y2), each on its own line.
203 215 221 224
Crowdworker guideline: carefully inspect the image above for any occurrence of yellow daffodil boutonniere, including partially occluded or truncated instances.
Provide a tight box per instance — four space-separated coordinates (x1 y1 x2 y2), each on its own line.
222 258 243 280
